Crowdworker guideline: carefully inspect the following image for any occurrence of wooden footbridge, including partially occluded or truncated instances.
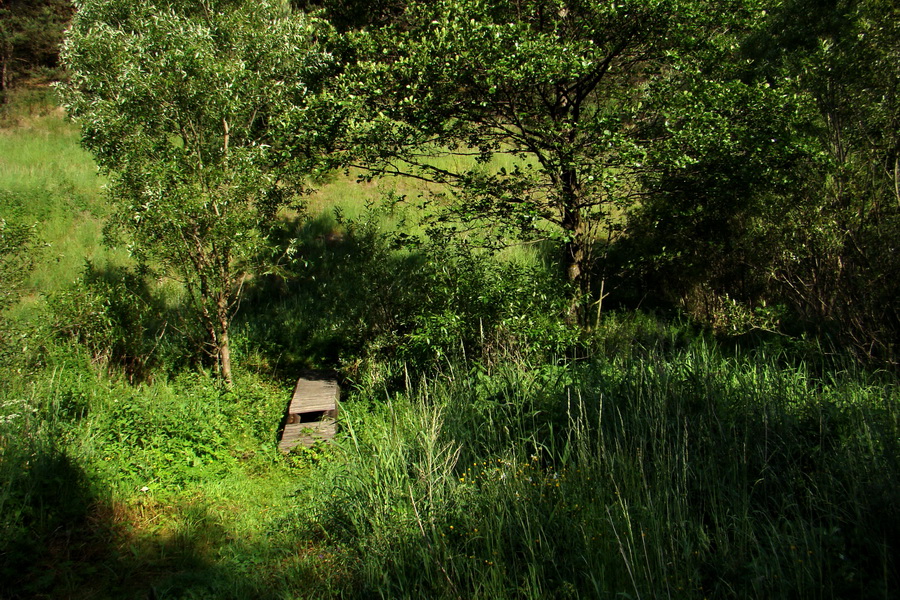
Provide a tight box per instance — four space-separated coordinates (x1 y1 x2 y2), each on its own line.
278 373 340 452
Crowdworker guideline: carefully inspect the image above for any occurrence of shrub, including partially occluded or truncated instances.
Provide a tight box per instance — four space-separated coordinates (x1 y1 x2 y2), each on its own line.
47 262 187 381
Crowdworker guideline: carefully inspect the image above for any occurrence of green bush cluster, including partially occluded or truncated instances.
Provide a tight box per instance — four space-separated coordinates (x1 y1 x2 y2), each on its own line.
47 262 188 381
241 209 579 388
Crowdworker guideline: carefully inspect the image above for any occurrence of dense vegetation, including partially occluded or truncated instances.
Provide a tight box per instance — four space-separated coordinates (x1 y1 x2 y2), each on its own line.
1 0 899 598
0 0 73 100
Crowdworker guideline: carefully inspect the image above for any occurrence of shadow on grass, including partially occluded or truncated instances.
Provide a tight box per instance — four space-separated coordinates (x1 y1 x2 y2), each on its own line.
0 430 330 599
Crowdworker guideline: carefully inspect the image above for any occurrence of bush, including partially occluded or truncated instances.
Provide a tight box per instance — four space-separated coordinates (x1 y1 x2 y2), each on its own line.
47 262 187 381
241 209 579 389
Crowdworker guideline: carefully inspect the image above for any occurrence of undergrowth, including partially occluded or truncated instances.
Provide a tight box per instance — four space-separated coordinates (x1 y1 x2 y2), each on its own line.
2 94 898 599
310 343 900 599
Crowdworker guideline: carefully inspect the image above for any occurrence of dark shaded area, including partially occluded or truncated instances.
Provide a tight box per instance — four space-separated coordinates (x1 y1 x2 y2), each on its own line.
740 0 853 83
0 0 74 101
238 210 574 387
0 435 99 597
0 427 311 599
291 0 409 32
238 211 428 378
586 363 900 598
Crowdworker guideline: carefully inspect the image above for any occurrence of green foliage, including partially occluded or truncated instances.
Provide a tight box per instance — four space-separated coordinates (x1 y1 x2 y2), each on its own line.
241 208 577 385
4 304 900 598
339 0 703 318
82 371 289 491
0 0 73 100
0 96 113 317
0 350 298 597
61 0 342 382
628 73 816 304
0 429 96 596
2 346 288 490
614 0 900 362
312 341 900 598
293 0 410 32
91 388 236 491
0 205 44 377
47 262 187 380
0 94 120 385
3 4 900 598
0 218 37 311
753 0 900 363
397 238 577 367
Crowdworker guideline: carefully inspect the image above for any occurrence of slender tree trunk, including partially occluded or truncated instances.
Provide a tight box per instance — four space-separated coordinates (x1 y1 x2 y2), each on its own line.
217 293 233 387
560 168 590 324
0 51 8 104
563 215 588 322
206 319 221 373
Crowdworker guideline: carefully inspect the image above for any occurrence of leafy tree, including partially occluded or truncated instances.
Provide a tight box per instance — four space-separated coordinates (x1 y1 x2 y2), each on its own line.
622 1 820 323
627 80 815 316
623 0 900 360
0 0 73 100
62 0 340 384
340 0 695 321
740 0 900 360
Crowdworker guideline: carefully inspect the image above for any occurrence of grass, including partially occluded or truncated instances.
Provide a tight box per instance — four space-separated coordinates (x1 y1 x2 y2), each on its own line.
312 342 900 599
1 92 898 599
0 87 121 303
19 340 896 599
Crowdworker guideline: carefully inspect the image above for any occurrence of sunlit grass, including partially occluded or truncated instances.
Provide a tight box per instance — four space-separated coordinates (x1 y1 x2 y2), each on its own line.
0 90 123 301
0 94 100 201
304 152 550 271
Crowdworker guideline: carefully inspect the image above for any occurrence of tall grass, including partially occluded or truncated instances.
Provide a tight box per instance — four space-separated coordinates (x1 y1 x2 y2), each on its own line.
309 338 900 599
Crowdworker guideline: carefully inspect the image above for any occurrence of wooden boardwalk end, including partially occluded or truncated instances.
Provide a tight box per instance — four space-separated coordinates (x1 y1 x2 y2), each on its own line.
278 374 340 452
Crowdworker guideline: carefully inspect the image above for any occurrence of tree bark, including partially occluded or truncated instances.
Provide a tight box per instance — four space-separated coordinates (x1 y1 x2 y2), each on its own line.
217 293 233 387
0 51 8 103
560 168 590 324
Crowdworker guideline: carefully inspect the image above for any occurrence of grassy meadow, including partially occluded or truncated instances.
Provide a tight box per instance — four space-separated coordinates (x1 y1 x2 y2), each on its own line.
1 92 899 599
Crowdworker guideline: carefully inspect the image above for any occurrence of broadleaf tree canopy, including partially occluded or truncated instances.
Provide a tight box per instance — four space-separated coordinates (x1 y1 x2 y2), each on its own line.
339 0 696 320
62 0 341 383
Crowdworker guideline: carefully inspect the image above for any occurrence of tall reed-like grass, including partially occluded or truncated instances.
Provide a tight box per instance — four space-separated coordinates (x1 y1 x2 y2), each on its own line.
310 340 899 599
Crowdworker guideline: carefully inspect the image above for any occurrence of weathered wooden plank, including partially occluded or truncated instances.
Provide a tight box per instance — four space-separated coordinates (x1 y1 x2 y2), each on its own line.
278 418 337 452
280 418 337 439
288 378 339 413
278 374 340 452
